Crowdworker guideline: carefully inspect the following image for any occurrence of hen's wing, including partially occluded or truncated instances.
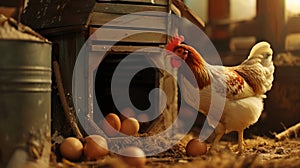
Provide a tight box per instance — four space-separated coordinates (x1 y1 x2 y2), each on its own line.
224 41 274 100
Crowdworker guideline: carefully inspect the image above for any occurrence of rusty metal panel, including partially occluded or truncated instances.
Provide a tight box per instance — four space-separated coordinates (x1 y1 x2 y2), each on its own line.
22 0 95 29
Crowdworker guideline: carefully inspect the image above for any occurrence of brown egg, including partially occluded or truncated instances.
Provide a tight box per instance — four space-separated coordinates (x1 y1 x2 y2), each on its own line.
59 137 83 161
120 107 135 121
120 146 146 168
83 135 109 160
101 113 121 137
120 117 140 136
186 138 207 156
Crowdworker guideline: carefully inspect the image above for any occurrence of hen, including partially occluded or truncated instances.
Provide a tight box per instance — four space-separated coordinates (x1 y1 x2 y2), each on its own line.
167 36 275 154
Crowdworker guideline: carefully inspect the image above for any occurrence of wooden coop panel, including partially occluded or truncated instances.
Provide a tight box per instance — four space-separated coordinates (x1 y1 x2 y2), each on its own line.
90 12 168 30
90 1 168 29
90 45 164 53
94 3 167 14
96 0 169 6
89 27 167 44
89 1 169 50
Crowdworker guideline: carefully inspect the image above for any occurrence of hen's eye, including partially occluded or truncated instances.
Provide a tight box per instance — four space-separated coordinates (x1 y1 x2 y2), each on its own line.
178 49 184 54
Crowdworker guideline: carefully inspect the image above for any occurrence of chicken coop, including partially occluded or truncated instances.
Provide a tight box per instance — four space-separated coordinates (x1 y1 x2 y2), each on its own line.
21 0 206 138
1 0 300 167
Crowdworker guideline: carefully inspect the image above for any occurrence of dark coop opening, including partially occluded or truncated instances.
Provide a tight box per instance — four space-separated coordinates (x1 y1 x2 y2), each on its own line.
94 52 162 133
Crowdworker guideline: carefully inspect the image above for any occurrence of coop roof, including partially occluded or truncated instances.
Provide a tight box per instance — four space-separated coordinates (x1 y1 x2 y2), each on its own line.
171 0 205 29
21 0 204 31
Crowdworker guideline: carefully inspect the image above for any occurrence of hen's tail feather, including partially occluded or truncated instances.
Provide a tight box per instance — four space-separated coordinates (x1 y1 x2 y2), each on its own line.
249 41 273 58
243 41 275 93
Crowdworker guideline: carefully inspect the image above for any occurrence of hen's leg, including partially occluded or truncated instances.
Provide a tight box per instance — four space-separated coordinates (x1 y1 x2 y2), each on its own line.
210 123 225 152
237 130 244 154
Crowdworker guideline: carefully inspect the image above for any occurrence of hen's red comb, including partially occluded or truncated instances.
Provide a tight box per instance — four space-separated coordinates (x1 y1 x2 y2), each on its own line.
166 35 184 52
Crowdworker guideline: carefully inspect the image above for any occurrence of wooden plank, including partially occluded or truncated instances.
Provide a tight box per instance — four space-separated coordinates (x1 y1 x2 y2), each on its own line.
229 36 256 52
257 0 285 52
90 12 167 30
96 0 168 6
208 0 229 20
285 34 300 51
286 16 300 34
94 3 167 14
171 0 205 29
0 7 17 18
90 45 163 52
89 27 166 43
230 20 259 37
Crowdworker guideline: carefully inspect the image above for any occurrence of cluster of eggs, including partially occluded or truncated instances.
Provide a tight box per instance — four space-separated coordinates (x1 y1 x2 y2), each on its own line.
100 112 140 137
59 108 146 167
59 135 147 167
59 108 207 167
59 135 108 161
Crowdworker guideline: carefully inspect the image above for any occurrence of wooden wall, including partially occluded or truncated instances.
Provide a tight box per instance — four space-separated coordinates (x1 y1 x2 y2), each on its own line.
206 0 300 59
207 0 300 137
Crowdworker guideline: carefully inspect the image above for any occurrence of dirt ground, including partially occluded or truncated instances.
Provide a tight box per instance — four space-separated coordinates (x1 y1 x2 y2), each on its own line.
51 134 300 168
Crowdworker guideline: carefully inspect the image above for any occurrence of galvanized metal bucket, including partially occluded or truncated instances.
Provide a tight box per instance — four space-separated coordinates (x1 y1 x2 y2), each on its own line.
0 40 51 168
